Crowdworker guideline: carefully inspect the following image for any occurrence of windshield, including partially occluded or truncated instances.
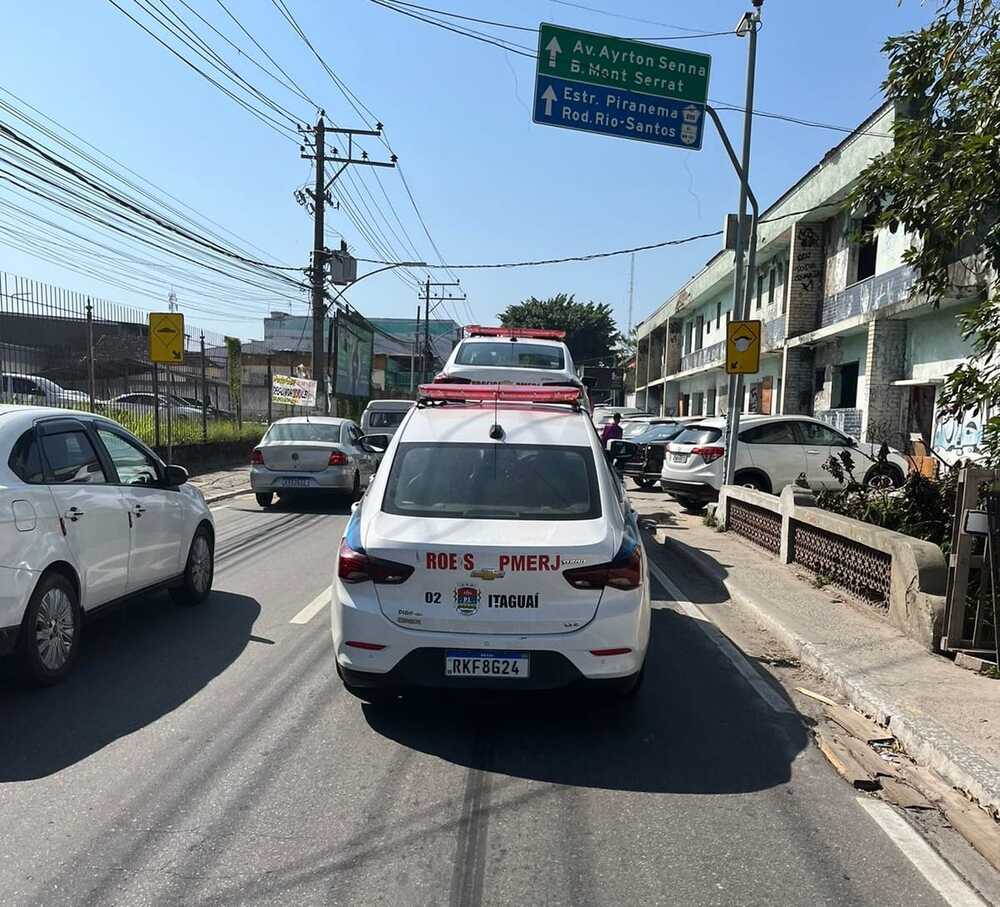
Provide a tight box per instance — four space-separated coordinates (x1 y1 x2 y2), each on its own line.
265 422 342 443
455 342 565 370
367 410 407 428
622 420 656 437
673 425 724 445
382 442 600 520
635 424 684 444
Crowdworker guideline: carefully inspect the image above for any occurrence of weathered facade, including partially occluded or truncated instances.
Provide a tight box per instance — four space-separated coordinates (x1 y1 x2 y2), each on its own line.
633 102 982 459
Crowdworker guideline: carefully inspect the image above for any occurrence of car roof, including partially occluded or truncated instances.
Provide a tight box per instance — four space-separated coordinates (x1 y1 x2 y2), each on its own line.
363 400 414 410
399 402 594 447
270 416 345 425
458 335 567 349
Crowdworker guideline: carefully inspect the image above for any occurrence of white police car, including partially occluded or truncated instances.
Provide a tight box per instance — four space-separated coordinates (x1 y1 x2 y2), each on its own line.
331 384 650 702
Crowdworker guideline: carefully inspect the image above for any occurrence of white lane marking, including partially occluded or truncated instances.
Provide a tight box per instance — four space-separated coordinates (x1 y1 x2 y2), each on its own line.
856 798 987 906
646 556 794 715
290 586 332 625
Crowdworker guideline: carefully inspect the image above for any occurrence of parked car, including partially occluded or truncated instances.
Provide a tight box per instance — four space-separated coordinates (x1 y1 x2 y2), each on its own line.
659 414 910 511
0 405 214 683
592 406 650 428
620 416 690 438
618 422 688 489
250 416 378 507
105 393 203 420
1 373 90 408
360 399 414 440
331 382 650 702
435 326 584 392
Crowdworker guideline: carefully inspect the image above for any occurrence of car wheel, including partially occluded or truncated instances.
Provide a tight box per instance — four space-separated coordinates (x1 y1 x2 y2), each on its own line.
735 471 770 493
169 527 214 605
17 572 81 685
676 496 706 514
255 491 274 508
634 477 658 490
864 464 904 490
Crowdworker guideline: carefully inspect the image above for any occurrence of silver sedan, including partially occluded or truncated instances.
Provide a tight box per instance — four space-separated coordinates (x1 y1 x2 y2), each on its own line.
250 417 377 507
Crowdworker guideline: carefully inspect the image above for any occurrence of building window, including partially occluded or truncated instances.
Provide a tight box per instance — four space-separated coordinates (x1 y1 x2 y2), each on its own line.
834 361 860 408
768 268 776 306
856 214 878 282
756 273 765 310
716 301 722 330
685 321 694 355
695 315 704 351
707 387 717 416
814 367 826 396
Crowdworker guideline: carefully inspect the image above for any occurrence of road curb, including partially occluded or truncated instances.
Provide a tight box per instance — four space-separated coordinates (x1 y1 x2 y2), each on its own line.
722 579 1000 818
201 488 253 506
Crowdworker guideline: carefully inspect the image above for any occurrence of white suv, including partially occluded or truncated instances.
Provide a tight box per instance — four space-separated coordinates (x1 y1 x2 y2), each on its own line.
331 383 650 702
659 414 910 511
0 406 215 683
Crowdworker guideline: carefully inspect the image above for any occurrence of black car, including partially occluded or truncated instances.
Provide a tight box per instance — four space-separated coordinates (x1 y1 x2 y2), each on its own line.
620 423 686 489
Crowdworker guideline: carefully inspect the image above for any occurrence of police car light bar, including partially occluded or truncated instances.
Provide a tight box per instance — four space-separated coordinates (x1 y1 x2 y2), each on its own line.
418 383 581 404
465 325 566 340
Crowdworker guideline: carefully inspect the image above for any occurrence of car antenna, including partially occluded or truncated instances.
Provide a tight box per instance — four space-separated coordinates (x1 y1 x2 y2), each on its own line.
489 384 504 441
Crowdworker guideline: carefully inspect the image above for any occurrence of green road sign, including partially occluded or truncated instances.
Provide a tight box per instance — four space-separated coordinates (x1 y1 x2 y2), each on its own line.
538 23 711 105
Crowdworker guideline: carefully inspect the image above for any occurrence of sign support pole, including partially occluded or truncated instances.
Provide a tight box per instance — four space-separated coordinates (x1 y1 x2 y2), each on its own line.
721 6 762 488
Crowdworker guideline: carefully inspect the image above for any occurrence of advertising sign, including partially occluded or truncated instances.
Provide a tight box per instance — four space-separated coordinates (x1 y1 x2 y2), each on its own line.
272 374 317 408
336 316 373 398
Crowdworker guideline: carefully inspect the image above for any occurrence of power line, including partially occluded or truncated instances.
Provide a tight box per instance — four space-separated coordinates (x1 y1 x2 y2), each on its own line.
547 0 715 33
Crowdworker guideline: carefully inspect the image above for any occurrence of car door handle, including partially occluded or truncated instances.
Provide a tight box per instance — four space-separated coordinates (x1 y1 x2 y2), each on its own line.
806 449 821 455
132 504 146 518
64 506 85 522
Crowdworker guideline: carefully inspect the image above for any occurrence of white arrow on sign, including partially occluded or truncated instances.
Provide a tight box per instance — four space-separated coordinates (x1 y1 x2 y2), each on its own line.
545 36 562 67
541 85 558 116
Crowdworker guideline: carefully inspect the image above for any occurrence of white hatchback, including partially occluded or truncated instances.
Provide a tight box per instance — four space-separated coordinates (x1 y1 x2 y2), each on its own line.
331 384 651 702
0 406 214 683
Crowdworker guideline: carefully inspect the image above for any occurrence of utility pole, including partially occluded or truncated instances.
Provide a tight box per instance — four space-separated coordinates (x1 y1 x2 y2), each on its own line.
300 115 396 412
410 304 420 391
723 1 763 488
421 279 463 381
199 331 208 444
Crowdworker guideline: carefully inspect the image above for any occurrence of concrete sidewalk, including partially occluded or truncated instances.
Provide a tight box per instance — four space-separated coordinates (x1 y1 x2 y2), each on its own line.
632 489 1000 818
188 466 252 505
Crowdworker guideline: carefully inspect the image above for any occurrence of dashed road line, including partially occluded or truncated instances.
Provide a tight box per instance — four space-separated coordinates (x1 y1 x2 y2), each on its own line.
290 586 332 625
856 798 987 906
645 555 795 715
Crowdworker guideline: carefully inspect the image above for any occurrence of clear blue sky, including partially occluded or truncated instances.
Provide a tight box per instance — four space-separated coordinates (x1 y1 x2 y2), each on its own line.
2 1 934 341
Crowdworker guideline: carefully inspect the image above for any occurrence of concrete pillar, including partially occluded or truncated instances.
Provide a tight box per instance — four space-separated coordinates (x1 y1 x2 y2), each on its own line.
636 337 649 390
786 222 825 339
665 319 683 377
862 319 908 446
780 346 816 414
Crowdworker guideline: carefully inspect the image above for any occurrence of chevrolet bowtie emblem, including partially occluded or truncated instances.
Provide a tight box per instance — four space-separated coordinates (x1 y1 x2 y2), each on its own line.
470 568 505 581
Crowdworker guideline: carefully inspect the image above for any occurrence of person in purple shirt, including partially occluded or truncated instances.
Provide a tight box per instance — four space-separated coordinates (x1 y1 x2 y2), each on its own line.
600 412 623 447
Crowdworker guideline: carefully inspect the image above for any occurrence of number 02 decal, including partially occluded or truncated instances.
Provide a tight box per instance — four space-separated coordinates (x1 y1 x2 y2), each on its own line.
425 592 441 604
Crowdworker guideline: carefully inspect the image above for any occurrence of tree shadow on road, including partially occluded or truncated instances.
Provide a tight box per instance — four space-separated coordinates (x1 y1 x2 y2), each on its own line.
364 606 807 796
0 590 260 781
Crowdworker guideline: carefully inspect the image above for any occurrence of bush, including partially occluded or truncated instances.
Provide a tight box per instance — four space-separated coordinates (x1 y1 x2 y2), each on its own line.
816 449 958 555
102 409 265 448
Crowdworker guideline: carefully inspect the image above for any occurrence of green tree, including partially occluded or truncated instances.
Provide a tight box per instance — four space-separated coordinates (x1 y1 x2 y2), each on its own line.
851 0 1000 463
498 294 622 366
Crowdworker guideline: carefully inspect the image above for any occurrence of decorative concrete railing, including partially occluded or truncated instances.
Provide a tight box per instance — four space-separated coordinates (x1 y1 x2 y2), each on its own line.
816 408 863 438
818 265 917 329
680 339 725 372
716 484 946 651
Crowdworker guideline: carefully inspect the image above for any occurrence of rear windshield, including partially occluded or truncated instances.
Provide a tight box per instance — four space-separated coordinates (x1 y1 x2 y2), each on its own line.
382 443 600 520
455 342 564 370
265 422 342 443
673 425 723 445
367 410 407 429
635 424 684 444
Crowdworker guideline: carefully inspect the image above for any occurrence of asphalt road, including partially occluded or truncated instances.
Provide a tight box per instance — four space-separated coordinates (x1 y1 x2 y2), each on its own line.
0 495 974 906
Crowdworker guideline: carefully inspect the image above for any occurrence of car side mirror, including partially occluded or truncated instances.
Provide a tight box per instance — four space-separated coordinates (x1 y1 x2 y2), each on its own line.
361 433 389 453
846 436 857 447
608 439 637 461
163 464 189 486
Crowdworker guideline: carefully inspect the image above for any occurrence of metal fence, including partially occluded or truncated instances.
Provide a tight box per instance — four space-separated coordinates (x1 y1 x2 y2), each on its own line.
789 519 892 610
0 272 242 451
727 498 782 555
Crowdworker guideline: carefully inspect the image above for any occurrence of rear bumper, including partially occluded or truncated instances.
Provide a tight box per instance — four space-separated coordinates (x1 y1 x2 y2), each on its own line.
250 465 354 492
332 581 651 689
659 479 719 502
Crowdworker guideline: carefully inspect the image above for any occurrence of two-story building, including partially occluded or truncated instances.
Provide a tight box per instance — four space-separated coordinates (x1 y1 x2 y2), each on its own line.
633 102 981 459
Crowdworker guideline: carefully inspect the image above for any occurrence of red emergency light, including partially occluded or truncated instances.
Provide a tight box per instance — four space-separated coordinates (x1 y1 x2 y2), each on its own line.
418 383 581 404
465 325 566 341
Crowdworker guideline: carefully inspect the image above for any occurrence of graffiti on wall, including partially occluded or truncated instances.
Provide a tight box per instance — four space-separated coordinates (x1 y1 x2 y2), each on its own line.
932 405 991 464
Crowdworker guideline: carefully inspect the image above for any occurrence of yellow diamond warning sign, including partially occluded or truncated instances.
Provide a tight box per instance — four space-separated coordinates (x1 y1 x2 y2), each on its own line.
148 312 184 364
726 319 761 375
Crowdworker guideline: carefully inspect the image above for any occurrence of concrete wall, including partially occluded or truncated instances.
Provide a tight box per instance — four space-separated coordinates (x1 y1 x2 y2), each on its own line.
905 306 976 382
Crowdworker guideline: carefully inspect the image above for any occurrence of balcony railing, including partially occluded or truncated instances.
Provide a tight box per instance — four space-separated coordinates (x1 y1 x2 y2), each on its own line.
763 315 785 350
816 408 862 438
818 265 917 329
680 339 725 372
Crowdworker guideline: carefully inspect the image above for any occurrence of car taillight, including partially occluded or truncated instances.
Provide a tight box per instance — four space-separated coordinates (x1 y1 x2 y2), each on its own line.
692 445 725 464
563 531 642 592
337 538 414 585
250 448 264 465
329 451 348 466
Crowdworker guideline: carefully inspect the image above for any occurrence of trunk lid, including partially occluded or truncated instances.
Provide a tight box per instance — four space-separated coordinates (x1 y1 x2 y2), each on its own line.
366 513 616 635
259 441 341 472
